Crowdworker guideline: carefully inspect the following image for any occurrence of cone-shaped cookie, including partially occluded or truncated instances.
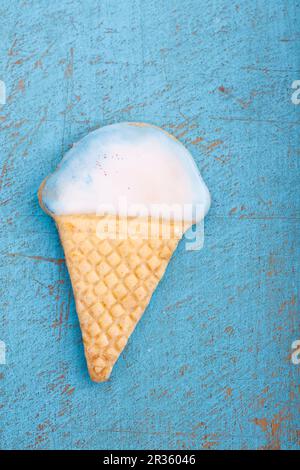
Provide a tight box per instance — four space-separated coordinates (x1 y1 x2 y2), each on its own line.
54 214 183 382
38 122 211 382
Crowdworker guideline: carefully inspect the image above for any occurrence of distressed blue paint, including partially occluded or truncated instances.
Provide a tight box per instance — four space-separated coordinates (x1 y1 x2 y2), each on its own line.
0 0 299 450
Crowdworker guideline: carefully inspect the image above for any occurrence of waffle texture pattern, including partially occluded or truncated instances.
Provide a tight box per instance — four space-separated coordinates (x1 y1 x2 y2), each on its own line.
55 215 181 382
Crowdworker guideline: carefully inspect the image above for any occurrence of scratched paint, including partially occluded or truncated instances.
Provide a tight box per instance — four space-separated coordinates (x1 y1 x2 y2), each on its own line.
0 0 299 450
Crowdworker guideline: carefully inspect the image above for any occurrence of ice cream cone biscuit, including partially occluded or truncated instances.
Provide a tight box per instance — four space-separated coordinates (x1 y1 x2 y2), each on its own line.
53 214 184 381
39 122 210 381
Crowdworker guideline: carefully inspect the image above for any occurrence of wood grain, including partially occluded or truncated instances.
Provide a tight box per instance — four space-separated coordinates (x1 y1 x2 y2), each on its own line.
0 0 299 450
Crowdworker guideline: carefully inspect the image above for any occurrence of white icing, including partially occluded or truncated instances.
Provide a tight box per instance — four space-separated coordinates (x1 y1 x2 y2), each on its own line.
41 122 210 222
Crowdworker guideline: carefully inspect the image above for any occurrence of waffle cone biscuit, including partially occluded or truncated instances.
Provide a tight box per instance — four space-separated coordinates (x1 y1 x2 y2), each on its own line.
38 122 211 382
57 215 185 382
39 182 186 382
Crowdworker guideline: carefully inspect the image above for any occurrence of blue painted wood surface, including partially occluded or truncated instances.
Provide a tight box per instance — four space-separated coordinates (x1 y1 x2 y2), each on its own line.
0 0 299 450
